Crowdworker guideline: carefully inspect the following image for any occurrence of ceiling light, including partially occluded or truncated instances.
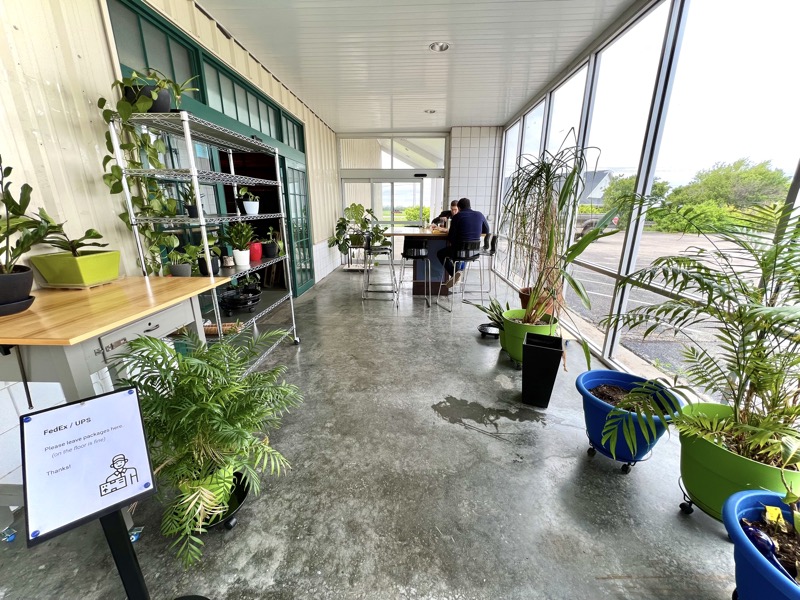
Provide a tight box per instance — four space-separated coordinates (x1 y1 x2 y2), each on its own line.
429 42 450 52
424 109 436 114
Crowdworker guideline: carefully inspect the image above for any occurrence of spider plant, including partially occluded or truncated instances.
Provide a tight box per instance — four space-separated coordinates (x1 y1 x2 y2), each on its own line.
114 329 302 567
602 200 800 462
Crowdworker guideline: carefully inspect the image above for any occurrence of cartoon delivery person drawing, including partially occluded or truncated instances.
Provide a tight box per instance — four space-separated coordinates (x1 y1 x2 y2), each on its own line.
99 454 139 496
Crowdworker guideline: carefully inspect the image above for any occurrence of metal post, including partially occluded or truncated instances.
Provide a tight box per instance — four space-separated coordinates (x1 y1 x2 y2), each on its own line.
179 111 224 338
108 119 148 276
275 152 300 343
99 510 150 600
602 0 691 359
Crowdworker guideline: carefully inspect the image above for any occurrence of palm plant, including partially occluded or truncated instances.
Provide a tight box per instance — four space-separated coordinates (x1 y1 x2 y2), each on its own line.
603 200 800 462
114 329 302 567
499 140 619 326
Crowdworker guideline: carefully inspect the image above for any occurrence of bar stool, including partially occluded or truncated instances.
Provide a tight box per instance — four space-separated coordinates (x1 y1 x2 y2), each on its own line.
477 233 498 295
398 237 431 306
436 239 482 312
361 232 398 301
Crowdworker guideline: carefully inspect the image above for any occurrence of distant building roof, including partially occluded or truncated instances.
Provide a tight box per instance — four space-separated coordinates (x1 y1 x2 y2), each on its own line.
578 170 613 204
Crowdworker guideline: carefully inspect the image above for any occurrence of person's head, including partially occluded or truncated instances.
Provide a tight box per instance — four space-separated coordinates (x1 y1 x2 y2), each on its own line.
450 200 459 216
457 197 471 211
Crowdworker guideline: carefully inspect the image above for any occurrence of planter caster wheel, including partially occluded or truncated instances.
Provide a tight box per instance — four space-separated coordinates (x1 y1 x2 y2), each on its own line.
679 501 694 515
224 517 238 530
511 359 522 371
621 463 632 474
587 447 596 457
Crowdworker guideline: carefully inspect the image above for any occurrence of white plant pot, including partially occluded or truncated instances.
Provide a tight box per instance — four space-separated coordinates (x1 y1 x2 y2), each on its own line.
242 200 259 215
232 249 251 267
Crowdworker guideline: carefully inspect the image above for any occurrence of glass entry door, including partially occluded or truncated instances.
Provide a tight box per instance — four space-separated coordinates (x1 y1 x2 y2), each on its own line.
373 180 422 226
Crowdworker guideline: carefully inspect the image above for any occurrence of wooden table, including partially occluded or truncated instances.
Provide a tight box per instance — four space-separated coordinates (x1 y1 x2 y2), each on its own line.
0 275 228 400
0 275 228 517
384 227 449 295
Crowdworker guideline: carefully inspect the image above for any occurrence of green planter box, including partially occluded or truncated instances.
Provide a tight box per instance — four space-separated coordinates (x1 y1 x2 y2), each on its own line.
29 250 121 288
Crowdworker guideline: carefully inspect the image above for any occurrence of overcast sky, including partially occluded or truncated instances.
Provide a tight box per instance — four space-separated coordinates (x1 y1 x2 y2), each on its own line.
589 0 799 187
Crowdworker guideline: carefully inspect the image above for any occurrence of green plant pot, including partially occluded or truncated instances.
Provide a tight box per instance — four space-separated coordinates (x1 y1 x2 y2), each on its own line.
680 402 800 520
29 250 120 288
501 309 558 363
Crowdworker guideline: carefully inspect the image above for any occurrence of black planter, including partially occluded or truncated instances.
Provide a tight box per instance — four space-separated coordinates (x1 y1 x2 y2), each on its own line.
521 331 563 408
198 256 220 276
206 472 249 531
123 85 171 113
186 205 199 218
169 263 192 277
0 266 34 306
262 241 279 259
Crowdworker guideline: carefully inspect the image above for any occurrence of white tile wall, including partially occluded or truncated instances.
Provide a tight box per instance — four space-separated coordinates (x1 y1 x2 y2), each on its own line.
313 240 342 282
447 126 502 229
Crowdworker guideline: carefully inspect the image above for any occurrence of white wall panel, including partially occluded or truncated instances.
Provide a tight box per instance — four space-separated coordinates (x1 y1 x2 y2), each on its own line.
0 0 139 276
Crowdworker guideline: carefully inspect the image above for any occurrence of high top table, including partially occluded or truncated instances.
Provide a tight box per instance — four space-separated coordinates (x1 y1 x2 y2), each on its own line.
384 226 449 295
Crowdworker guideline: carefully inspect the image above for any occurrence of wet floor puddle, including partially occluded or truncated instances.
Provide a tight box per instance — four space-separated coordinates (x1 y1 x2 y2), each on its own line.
431 395 545 436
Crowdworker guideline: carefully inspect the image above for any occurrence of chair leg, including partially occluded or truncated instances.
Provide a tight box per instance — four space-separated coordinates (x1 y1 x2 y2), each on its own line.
436 257 454 312
424 258 431 307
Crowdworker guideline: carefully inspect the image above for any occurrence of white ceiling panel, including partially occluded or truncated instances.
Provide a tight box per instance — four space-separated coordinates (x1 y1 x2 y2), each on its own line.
198 0 641 132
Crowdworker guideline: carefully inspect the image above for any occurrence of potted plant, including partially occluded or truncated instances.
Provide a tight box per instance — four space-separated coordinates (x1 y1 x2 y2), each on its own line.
261 226 280 259
327 203 388 255
113 329 302 567
111 69 198 116
0 155 53 313
181 182 200 219
723 437 800 599
238 186 260 216
497 139 620 366
603 200 800 519
29 213 120 288
225 221 255 267
575 370 682 472
219 274 262 316
166 243 206 277
98 73 195 275
500 146 616 363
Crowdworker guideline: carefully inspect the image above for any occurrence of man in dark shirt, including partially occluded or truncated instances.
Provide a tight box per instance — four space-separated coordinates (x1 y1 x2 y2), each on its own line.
437 197 490 288
431 200 459 226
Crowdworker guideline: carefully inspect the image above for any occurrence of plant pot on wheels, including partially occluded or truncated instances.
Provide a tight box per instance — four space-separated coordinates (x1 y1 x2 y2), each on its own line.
0 266 35 315
576 370 681 473
723 490 800 600
521 331 563 408
680 403 800 521
501 308 558 365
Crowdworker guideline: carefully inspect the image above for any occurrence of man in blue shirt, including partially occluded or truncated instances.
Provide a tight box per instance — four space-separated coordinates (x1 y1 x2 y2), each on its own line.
437 197 490 288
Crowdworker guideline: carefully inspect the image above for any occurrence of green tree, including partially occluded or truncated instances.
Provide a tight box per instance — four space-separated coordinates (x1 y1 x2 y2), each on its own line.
402 206 430 222
650 199 740 232
666 159 790 210
601 175 670 228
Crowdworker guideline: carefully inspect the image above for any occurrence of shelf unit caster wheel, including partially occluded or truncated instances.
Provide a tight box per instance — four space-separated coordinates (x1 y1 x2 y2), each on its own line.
587 447 596 457
621 463 632 474
224 517 238 530
293 337 301 344
679 501 694 515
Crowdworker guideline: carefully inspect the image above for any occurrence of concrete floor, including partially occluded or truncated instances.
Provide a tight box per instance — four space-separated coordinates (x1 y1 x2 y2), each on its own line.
0 267 736 599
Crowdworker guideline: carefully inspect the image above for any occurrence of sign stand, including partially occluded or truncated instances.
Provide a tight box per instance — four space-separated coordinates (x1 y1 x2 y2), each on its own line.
20 387 210 600
100 509 150 600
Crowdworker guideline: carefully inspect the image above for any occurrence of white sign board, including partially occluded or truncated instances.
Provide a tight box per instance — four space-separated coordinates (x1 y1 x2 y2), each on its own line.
20 387 156 546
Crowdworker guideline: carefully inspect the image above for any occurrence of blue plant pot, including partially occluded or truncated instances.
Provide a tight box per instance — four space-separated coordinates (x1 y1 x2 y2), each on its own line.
576 370 679 463
723 491 800 600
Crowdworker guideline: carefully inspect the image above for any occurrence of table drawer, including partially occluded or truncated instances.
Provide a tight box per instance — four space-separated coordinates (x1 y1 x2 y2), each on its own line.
99 301 194 361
